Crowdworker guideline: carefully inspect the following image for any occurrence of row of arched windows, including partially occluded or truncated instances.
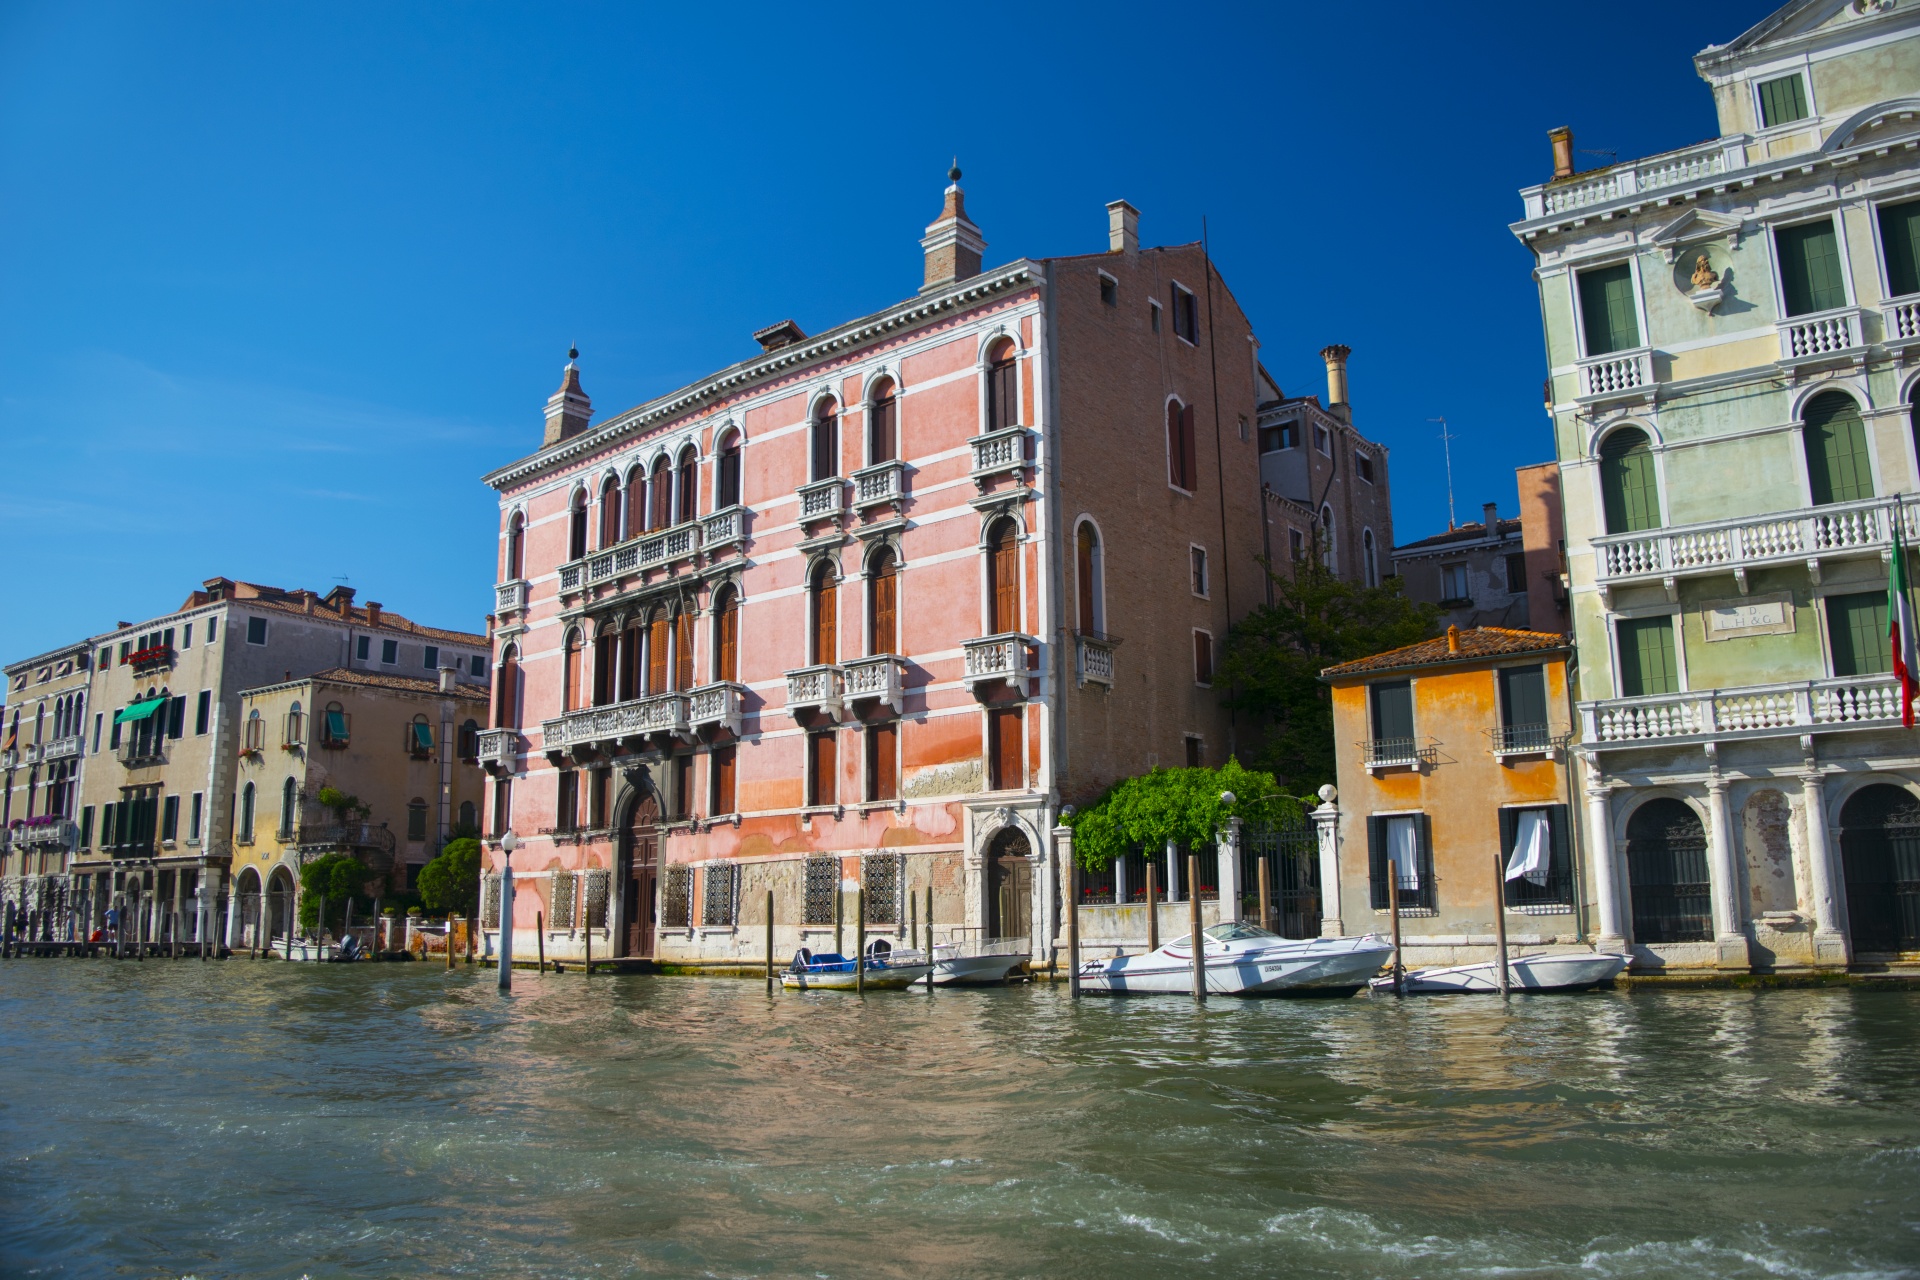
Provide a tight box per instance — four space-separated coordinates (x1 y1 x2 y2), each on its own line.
49 691 84 742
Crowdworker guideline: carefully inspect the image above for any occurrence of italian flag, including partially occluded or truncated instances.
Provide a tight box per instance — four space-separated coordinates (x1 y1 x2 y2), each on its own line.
1894 511 1918 728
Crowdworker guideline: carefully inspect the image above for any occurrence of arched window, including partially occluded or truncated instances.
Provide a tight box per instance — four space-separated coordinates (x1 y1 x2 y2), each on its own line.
648 608 670 694
495 645 519 729
713 586 740 682
676 445 700 524
322 701 349 747
810 560 838 665
869 547 898 654
985 342 1018 433
1626 798 1711 943
1166 397 1196 490
568 489 588 561
986 519 1019 635
1320 505 1337 573
240 782 256 843
619 620 642 700
1363 528 1379 588
279 777 297 838
1075 521 1104 635
458 799 476 832
245 708 265 753
716 431 742 509
506 512 524 580
623 465 646 539
599 474 622 548
810 398 840 482
869 378 898 464
286 700 304 747
648 456 672 530
407 713 433 757
674 607 694 691
458 718 479 759
1803 390 1874 505
563 629 585 712
1599 427 1662 533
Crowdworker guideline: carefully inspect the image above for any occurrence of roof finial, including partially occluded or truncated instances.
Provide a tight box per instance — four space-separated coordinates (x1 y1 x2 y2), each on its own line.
567 343 579 363
948 157 961 184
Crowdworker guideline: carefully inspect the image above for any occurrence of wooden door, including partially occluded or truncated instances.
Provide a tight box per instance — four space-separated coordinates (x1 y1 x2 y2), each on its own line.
622 796 661 957
987 833 1031 941
988 523 1018 634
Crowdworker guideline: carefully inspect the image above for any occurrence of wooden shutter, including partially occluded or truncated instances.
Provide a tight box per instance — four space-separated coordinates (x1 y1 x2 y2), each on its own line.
593 635 615 706
1181 403 1198 491
1547 803 1572 903
1616 617 1677 697
1167 401 1185 487
1498 806 1520 909
1759 73 1807 128
712 745 736 815
1498 664 1548 730
718 444 741 508
988 357 1017 432
674 610 694 691
1600 429 1661 533
1882 200 1920 299
990 526 1018 634
678 456 698 523
1414 813 1435 911
570 500 587 560
1778 220 1845 317
1370 680 1415 741
495 657 515 728
812 410 837 481
648 611 669 695
1577 265 1640 356
601 483 620 547
989 707 1023 790
1366 815 1387 910
813 571 837 665
651 464 672 529
871 556 897 654
869 721 897 801
1826 591 1891 677
717 594 739 682
1076 525 1096 633
1804 392 1873 505
809 731 836 807
1193 631 1213 684
870 394 896 463
619 626 641 700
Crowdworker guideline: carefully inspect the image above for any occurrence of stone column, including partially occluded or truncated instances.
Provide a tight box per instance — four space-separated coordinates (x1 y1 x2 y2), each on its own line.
1704 778 1751 970
1312 788 1342 937
1215 817 1242 924
1584 782 1628 951
1799 771 1851 968
1053 823 1074 954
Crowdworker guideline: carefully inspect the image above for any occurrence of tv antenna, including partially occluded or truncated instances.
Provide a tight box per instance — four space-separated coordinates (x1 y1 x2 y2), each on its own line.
1429 417 1457 530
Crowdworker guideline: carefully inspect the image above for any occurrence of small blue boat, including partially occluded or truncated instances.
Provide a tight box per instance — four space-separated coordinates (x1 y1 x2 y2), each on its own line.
781 946 933 990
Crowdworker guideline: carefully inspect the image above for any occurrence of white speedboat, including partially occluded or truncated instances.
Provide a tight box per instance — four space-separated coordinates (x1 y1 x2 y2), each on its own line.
1077 923 1393 996
928 937 1028 986
781 947 933 991
1371 951 1629 994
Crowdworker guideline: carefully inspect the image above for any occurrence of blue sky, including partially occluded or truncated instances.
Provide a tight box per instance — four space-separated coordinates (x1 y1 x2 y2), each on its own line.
0 0 1770 660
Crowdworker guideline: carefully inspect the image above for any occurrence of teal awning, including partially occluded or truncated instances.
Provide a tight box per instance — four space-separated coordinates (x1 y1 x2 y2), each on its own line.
113 698 166 725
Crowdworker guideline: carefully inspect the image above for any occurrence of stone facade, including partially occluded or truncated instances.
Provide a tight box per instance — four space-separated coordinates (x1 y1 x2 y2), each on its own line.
1 640 96 935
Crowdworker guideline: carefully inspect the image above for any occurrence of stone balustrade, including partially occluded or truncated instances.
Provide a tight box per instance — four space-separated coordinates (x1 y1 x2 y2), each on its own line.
1581 673 1914 748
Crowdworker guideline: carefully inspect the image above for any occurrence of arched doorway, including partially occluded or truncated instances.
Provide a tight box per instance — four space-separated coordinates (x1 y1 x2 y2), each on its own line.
1625 798 1711 944
265 866 297 944
1840 784 1920 954
233 867 262 949
619 789 662 958
986 828 1031 941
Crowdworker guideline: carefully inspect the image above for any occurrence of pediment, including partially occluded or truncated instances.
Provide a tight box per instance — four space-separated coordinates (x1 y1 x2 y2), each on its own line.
1648 208 1747 261
1720 1 1865 56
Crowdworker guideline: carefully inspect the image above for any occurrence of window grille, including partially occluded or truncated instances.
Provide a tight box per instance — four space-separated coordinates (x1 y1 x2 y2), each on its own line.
703 862 739 926
481 874 501 929
803 854 838 925
662 865 693 929
550 869 577 930
862 851 903 925
583 870 609 929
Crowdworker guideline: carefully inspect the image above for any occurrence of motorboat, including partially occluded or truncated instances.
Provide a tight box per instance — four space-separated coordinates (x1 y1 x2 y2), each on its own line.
1371 951 1629 995
1076 923 1393 996
927 937 1029 986
781 946 933 991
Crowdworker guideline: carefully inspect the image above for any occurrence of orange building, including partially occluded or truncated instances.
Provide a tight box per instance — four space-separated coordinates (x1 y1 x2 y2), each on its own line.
1321 627 1597 967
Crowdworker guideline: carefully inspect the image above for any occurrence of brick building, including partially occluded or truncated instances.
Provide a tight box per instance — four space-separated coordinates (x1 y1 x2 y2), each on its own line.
1394 462 1572 634
479 177 1291 968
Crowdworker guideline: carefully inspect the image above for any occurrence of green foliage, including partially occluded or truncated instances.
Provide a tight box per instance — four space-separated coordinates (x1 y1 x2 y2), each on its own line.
315 786 369 819
297 853 374 930
418 837 481 918
1066 760 1302 871
1218 556 1440 793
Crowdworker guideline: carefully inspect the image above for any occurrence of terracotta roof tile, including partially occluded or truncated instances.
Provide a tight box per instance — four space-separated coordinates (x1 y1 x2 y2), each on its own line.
1320 627 1568 679
245 667 489 702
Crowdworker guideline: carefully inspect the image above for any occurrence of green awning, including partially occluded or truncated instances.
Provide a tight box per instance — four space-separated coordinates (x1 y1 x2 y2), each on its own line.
113 698 166 725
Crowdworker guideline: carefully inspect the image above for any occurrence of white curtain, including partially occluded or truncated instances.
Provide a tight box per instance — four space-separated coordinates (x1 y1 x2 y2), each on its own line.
1506 809 1551 886
1386 816 1420 890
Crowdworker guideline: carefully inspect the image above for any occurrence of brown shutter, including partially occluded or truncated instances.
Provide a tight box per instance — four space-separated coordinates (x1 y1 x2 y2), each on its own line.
809 731 837 807
618 626 639 701
989 707 1023 790
1181 404 1198 491
713 745 736 815
593 634 615 706
1194 631 1213 684
717 593 739 682
870 721 897 801
674 609 693 691
870 394 896 463
1076 525 1095 633
652 464 672 529
495 656 516 728
814 573 837 665
718 444 740 508
991 526 1019 634
1168 402 1184 487
812 410 837 481
648 611 669 694
601 483 619 548
871 556 897 654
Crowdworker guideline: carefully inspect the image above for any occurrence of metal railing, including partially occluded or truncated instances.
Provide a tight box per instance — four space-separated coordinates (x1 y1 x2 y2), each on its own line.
1582 673 1915 746
1489 723 1566 755
1360 737 1438 769
1592 494 1919 588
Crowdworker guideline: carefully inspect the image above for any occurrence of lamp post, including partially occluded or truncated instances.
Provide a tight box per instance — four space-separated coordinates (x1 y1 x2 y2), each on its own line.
498 830 517 991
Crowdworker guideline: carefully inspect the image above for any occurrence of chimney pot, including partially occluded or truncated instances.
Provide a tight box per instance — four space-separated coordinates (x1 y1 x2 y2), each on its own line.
1106 200 1139 254
1320 345 1352 423
439 667 456 693
1549 126 1575 180
1447 624 1461 654
1483 501 1499 531
367 602 383 628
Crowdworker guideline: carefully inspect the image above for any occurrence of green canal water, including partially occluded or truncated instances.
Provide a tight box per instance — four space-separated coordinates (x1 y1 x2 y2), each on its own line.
1 963 1917 1279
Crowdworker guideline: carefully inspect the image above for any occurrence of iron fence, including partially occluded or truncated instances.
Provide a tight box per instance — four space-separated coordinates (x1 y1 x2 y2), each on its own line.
1241 822 1322 939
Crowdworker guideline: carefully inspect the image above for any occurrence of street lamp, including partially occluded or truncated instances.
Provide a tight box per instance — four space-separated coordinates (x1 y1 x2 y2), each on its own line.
498 829 517 991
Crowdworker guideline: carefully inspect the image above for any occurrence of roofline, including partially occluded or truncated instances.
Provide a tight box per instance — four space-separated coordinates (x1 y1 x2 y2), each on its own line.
1320 641 1570 684
237 672 489 700
5 638 103 679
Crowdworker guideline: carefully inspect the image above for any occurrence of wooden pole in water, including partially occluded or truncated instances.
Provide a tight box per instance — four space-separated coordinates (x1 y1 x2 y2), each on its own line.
856 888 866 994
925 884 933 953
447 915 456 969
253 893 263 959
1387 858 1404 996
765 888 774 994
1067 857 1081 999
584 916 591 978
536 911 546 973
1492 852 1511 999
834 882 844 957
1145 862 1159 952
170 909 179 959
1188 854 1205 1003
909 892 917 957
1258 855 1273 934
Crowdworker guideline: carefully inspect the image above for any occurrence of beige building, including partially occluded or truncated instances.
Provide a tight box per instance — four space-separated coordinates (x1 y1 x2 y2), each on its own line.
230 668 489 946
2 639 97 933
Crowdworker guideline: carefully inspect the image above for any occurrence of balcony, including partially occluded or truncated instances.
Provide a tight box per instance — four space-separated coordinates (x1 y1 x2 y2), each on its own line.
844 654 907 714
796 478 845 529
1488 722 1569 761
1074 632 1117 688
851 460 906 514
295 813 397 870
702 505 746 556
1581 674 1914 749
495 579 528 615
688 682 746 735
785 665 845 721
475 728 520 775
557 518 706 595
968 426 1029 489
962 633 1035 696
126 644 175 674
10 819 78 852
1777 306 1865 371
1882 293 1920 361
118 740 167 768
40 735 82 763
1574 347 1656 406
1523 137 1743 219
1590 495 1916 600
1361 737 1439 774
541 693 692 760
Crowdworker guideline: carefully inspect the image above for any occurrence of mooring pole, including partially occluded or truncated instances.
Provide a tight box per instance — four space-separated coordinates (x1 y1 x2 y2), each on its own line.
1387 858 1404 996
765 888 775 994
536 911 546 973
1145 862 1159 952
447 915 456 969
1188 854 1206 1003
1492 852 1511 999
834 881 844 957
1258 855 1273 934
584 916 591 978
856 887 866 995
498 832 517 992
1067 857 1081 999
909 892 918 957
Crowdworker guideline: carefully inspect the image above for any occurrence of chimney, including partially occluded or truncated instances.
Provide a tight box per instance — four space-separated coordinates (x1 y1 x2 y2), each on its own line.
1447 624 1461 654
753 320 807 352
1320 345 1352 423
1106 200 1139 254
542 347 593 448
1483 500 1499 532
920 161 987 294
439 667 456 693
367 601 382 629
1549 126 1574 179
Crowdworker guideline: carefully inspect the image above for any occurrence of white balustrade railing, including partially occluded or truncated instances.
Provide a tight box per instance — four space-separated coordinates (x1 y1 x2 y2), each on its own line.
495 579 527 614
1592 495 1920 585
963 633 1033 689
1577 348 1654 400
1582 674 1914 745
969 427 1028 481
1534 139 1735 216
852 460 905 509
40 735 83 763
688 682 744 734
844 654 907 711
541 693 691 750
797 478 844 522
1778 307 1863 361
1883 295 1920 345
556 518 709 594
1075 634 1116 687
702 506 745 552
475 728 519 766
785 665 845 718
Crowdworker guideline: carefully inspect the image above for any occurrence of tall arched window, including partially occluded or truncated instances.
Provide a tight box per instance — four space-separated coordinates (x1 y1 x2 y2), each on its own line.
240 782 256 843
495 644 519 729
647 608 670 694
459 718 479 758
505 512 524 580
620 620 642 700
810 398 840 482
1166 397 1196 490
676 446 700 524
986 519 1019 635
1363 528 1379 588
985 342 1018 433
458 799 476 831
869 547 898 654
624 465 646 539
1803 390 1874 505
1599 427 1662 533
674 608 694 690
810 561 838 665
568 489 588 561
648 457 672 530
280 777 297 838
563 629 585 712
716 431 742 509
287 700 304 746
869 378 898 464
1319 505 1337 573
713 587 740 682
599 475 622 548
1075 521 1104 635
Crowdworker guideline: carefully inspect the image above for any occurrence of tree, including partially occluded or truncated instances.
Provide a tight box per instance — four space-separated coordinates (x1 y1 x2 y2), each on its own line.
298 852 373 931
1066 760 1303 871
418 837 482 918
1217 556 1440 794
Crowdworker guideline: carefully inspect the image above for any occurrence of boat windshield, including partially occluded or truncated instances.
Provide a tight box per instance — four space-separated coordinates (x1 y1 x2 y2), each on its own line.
1203 922 1281 942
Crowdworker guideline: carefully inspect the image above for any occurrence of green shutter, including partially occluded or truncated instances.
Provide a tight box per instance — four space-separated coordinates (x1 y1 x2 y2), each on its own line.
1803 392 1873 505
1759 73 1809 129
1617 617 1678 697
1600 429 1662 533
1499 664 1548 729
1578 264 1640 356
1827 591 1891 677
1370 680 1415 740
1880 200 1920 299
1777 220 1846 316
